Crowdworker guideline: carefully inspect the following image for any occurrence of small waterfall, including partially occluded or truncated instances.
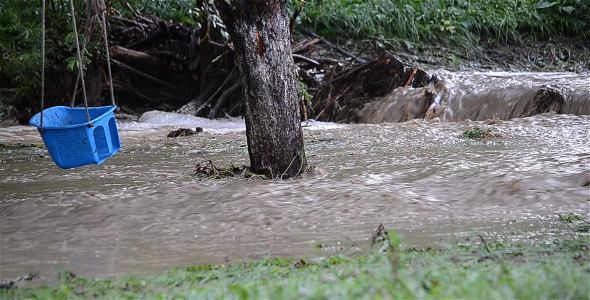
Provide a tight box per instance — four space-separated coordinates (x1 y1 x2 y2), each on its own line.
358 72 590 123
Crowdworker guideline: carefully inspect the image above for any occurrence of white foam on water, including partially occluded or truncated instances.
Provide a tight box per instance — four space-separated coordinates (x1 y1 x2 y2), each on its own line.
133 111 245 133
124 110 345 134
301 119 347 130
0 111 346 142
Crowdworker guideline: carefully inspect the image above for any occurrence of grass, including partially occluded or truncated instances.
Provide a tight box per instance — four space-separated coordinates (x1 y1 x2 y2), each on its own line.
3 227 589 299
296 0 590 71
298 0 589 47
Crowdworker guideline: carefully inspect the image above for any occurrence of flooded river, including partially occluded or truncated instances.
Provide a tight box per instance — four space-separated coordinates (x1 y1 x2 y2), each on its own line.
1 72 589 281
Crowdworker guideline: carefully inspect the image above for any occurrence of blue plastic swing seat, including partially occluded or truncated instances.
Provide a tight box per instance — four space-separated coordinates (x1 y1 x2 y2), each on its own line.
29 105 121 169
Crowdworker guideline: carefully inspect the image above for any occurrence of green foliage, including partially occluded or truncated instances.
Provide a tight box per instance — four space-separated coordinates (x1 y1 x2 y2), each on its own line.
298 80 312 105
111 0 204 25
298 0 589 47
533 0 589 37
462 127 498 139
0 96 12 120
387 229 400 251
2 0 587 109
0 0 90 105
0 0 203 107
558 213 590 233
559 213 583 223
0 1 42 103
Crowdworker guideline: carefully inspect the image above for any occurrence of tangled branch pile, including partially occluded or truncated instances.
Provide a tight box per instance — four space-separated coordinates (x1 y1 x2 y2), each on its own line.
1 0 435 124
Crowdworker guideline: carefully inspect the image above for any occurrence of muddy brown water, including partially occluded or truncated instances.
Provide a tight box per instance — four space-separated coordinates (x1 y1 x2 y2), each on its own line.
1 72 589 282
360 71 590 122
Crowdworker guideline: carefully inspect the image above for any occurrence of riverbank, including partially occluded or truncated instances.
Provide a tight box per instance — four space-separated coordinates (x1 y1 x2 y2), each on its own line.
297 0 590 73
355 38 590 73
2 218 588 299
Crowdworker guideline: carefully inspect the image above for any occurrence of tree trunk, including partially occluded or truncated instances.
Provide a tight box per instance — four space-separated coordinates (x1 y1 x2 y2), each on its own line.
216 0 307 179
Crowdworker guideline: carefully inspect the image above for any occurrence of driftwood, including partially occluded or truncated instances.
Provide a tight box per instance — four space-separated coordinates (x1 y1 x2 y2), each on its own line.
292 54 321 67
299 28 367 64
311 53 435 122
106 9 241 117
110 59 171 86
292 38 320 53
109 46 161 67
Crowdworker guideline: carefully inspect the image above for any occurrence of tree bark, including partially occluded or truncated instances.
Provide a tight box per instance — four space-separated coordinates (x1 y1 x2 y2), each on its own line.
215 0 307 179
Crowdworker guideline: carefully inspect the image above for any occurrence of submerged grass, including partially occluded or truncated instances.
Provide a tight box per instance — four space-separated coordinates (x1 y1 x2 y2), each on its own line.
3 229 588 299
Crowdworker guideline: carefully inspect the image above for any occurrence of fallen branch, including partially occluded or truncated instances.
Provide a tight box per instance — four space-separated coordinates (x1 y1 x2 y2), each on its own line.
293 38 320 53
167 127 203 138
293 53 321 67
299 28 367 63
403 65 418 87
196 67 237 115
0 273 37 290
110 46 161 67
208 80 241 118
110 59 171 86
125 27 163 49
122 78 156 103
327 60 375 84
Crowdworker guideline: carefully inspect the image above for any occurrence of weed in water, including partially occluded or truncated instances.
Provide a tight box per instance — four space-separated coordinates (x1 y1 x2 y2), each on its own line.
557 213 590 233
558 213 583 223
462 127 499 139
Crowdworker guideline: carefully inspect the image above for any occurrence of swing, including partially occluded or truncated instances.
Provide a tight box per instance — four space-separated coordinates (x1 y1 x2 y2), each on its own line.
30 0 120 169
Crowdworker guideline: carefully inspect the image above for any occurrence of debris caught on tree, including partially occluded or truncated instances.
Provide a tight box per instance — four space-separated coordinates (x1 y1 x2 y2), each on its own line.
167 127 203 138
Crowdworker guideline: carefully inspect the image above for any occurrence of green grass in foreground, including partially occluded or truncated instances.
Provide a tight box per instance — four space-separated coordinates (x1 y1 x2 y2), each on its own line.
3 230 589 299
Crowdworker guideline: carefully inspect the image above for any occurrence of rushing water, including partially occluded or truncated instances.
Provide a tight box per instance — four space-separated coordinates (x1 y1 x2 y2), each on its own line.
1 72 589 281
360 71 590 122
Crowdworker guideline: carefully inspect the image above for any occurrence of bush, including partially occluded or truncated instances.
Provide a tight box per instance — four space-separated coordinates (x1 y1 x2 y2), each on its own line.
0 0 203 110
298 0 589 46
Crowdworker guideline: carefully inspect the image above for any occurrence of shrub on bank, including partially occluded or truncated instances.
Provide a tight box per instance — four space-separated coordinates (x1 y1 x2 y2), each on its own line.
298 0 589 46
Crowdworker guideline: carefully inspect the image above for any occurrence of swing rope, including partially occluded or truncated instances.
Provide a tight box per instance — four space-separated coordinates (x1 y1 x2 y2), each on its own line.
40 0 46 129
70 4 116 108
69 33 88 107
69 15 94 108
68 0 92 124
100 11 116 106
40 0 116 126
